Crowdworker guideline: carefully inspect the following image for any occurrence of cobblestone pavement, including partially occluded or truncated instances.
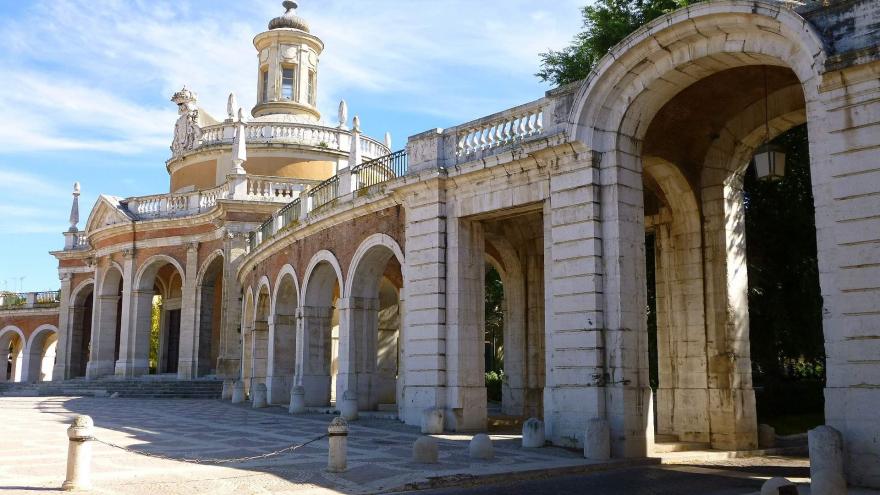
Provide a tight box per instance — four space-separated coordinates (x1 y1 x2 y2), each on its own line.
0 396 625 494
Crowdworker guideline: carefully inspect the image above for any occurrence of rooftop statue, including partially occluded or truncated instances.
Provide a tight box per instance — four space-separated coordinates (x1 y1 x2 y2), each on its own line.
170 86 202 156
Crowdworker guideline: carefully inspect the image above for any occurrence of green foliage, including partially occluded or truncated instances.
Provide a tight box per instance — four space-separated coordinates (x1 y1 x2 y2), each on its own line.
484 265 504 373
745 124 825 383
537 0 700 86
485 370 504 402
149 296 162 373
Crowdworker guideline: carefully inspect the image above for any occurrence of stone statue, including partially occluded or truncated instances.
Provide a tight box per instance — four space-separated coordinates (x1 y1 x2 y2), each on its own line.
232 108 247 174
338 99 348 129
227 93 238 121
171 86 202 155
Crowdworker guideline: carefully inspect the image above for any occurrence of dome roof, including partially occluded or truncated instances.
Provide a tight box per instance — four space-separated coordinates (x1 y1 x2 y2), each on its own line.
268 1 310 32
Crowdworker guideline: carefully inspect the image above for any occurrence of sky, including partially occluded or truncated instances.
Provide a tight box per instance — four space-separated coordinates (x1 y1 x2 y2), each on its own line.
0 0 584 292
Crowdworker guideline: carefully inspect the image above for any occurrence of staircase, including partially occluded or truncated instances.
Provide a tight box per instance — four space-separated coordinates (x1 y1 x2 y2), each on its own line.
0 376 223 399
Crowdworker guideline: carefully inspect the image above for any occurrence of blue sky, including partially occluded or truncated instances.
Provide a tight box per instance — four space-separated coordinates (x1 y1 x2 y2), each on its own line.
0 0 584 292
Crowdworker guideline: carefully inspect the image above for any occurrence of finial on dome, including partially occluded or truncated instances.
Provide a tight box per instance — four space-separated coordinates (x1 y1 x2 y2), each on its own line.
269 1 310 32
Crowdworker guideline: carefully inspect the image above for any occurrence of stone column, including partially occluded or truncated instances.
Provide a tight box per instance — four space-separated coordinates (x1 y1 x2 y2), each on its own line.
266 313 296 405
177 242 200 379
216 232 246 379
250 319 269 388
399 177 448 427
445 217 487 431
297 305 332 406
542 155 611 450
53 273 73 381
86 264 116 379
114 250 139 377
124 289 154 377
337 296 380 410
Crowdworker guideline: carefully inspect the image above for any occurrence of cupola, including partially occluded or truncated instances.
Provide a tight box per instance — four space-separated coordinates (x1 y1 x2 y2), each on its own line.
252 1 323 120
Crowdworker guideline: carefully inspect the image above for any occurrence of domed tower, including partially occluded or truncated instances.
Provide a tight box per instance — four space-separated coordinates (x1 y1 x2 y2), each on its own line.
252 1 322 120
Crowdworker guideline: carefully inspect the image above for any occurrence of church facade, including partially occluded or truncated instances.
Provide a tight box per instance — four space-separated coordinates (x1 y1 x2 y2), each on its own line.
3 0 880 488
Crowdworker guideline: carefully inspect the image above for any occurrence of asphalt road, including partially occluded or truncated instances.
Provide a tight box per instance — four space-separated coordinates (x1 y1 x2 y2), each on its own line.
400 463 811 495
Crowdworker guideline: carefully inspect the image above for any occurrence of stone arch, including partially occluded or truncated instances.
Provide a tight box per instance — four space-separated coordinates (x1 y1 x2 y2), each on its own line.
565 1 826 457
129 254 186 377
268 264 300 404
245 277 272 397
299 250 344 407
25 324 59 382
339 235 405 411
68 278 95 379
0 326 26 383
194 250 225 377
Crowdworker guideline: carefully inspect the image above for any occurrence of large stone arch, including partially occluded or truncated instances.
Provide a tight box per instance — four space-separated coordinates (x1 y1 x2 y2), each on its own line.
339 234 405 411
565 1 827 457
299 250 344 407
268 264 300 405
128 254 186 377
246 276 272 396
67 278 95 379
241 286 255 389
0 326 26 383
194 250 225 377
24 324 59 382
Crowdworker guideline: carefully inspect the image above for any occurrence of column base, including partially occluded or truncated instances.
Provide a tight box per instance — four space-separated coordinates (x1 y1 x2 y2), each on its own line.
267 374 292 405
85 360 115 380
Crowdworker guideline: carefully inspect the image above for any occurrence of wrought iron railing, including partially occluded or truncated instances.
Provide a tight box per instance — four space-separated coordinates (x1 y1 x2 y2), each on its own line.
309 175 339 212
247 150 408 253
351 149 408 192
0 290 61 310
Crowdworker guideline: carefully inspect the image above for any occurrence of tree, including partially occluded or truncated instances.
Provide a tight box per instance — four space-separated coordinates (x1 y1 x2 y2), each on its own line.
537 0 698 86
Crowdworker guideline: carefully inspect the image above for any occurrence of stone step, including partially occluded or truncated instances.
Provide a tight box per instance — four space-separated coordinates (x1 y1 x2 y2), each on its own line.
0 378 222 399
377 403 397 412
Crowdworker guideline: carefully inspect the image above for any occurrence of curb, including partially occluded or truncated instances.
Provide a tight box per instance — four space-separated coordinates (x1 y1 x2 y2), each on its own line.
383 457 661 493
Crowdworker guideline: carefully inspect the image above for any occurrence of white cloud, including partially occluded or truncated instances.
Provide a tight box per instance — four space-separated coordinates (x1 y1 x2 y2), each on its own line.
0 0 583 155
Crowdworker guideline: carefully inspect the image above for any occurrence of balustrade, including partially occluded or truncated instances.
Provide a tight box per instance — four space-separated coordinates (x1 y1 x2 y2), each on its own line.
0 290 60 310
455 104 544 159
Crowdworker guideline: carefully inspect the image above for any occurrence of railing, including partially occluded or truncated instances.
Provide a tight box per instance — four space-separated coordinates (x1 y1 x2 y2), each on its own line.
454 102 545 159
185 121 390 160
125 175 314 220
309 175 339 212
0 291 61 310
351 149 408 192
248 150 408 253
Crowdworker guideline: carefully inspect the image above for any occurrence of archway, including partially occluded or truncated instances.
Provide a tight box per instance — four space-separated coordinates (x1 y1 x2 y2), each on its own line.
196 253 224 377
299 251 343 407
269 266 298 405
25 325 58 382
0 326 25 382
132 256 185 377
342 236 404 412
247 279 271 397
88 266 123 379
569 3 826 456
68 281 94 378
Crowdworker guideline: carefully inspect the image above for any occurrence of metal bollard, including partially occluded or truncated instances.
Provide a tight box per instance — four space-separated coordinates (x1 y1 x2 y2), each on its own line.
327 416 349 473
62 415 94 491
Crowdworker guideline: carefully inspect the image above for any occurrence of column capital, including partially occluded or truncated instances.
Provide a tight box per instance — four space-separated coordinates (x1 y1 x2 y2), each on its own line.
121 248 135 260
187 241 200 253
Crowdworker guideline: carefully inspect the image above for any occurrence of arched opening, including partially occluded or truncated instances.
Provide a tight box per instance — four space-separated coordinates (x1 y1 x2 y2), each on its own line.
269 268 298 405
247 282 271 397
133 258 185 377
0 327 25 382
300 256 342 407
88 266 123 379
343 239 403 412
484 216 545 429
196 254 224 377
26 326 58 382
637 65 818 451
69 283 93 378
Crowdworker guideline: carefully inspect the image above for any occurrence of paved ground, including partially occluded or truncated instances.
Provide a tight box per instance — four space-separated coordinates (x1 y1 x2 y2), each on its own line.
0 396 634 494
2 396 877 495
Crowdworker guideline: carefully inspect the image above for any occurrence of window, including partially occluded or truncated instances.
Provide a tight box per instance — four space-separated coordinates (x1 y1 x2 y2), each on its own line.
307 70 316 106
281 66 297 101
260 68 269 103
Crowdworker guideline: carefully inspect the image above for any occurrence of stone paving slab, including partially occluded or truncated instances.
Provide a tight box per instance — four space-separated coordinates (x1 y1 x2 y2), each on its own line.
0 396 639 494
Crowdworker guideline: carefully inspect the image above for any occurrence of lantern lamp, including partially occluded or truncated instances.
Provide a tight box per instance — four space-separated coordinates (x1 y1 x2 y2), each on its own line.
753 143 785 180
